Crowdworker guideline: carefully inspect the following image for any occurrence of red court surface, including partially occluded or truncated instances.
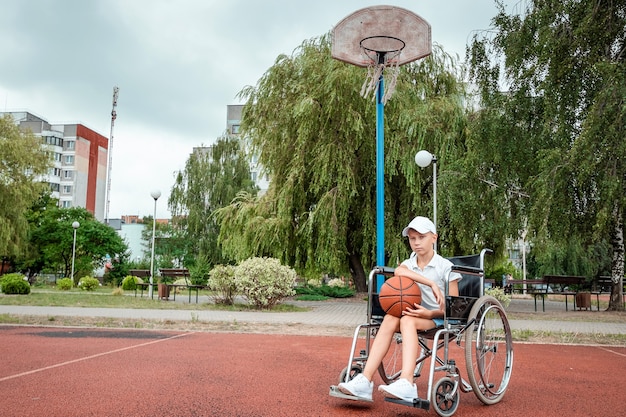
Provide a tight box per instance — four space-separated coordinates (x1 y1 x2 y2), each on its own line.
1 325 625 417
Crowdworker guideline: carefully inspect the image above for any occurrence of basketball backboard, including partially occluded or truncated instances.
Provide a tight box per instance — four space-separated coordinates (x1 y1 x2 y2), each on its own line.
331 5 431 68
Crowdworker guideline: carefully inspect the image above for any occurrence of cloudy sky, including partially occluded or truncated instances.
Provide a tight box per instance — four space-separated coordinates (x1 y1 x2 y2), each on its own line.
0 0 507 219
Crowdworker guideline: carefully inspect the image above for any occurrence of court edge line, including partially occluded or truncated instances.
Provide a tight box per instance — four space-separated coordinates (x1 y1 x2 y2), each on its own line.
597 346 626 358
0 332 193 382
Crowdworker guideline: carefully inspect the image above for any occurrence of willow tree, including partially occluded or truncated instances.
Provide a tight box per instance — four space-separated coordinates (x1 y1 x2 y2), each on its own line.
217 35 472 291
0 115 51 259
169 136 257 266
467 0 625 310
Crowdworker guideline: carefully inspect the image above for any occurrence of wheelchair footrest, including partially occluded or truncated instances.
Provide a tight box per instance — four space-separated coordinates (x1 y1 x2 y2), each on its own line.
329 386 374 403
384 396 430 411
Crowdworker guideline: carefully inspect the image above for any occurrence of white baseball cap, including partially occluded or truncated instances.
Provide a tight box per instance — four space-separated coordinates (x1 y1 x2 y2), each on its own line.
402 216 436 236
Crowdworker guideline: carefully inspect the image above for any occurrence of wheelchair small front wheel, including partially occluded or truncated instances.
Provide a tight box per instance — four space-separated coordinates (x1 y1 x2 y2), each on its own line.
338 365 363 385
432 377 460 417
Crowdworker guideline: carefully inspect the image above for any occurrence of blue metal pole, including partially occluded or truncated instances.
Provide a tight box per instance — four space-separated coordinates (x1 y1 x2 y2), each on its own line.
376 74 385 292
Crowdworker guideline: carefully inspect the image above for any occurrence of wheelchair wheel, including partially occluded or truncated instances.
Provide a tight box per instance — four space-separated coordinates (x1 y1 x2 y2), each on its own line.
464 295 513 405
432 377 460 417
338 365 363 385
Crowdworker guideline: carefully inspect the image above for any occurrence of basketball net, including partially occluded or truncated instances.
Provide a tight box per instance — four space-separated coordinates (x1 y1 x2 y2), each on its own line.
360 49 401 105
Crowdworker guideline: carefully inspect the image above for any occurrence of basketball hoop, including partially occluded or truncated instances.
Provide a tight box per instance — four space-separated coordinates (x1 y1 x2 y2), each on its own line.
359 36 405 104
331 5 431 104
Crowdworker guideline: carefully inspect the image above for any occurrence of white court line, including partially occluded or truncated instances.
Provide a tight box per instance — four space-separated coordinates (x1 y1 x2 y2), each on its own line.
0 332 192 382
598 346 626 358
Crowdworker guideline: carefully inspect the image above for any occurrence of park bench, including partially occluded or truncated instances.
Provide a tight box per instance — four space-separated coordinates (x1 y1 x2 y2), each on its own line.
529 275 587 312
129 269 158 299
159 268 205 303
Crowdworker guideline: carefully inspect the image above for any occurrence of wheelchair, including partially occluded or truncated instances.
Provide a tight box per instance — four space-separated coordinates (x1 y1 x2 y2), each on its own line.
329 249 514 417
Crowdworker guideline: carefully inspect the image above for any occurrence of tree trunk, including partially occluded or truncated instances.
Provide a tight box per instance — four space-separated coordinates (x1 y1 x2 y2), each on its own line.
348 253 367 293
607 203 624 311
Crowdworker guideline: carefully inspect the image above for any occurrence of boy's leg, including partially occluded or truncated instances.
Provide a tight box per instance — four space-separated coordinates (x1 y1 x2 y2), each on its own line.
378 316 434 401
337 315 399 399
361 315 400 380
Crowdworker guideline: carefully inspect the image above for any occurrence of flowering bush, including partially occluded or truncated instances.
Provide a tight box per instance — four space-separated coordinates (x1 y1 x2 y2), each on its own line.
208 264 237 305
327 278 347 288
234 257 296 309
485 286 511 308
307 279 322 287
78 276 100 291
56 278 73 291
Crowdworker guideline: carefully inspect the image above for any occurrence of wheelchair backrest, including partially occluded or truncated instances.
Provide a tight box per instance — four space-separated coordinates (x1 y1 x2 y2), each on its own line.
446 253 485 298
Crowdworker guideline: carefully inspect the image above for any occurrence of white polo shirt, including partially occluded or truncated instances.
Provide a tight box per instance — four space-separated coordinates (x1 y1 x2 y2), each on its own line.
400 252 462 311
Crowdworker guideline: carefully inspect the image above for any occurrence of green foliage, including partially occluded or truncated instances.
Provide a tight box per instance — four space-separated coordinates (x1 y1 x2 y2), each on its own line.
467 0 625 309
56 278 73 291
207 264 237 305
104 252 131 286
0 273 31 294
295 284 354 299
189 255 211 286
169 136 258 266
25 207 128 279
233 257 296 309
78 276 100 291
0 115 51 258
121 275 143 291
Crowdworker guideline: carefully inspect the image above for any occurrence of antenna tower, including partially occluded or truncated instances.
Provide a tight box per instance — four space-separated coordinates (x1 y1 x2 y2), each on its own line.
104 86 119 224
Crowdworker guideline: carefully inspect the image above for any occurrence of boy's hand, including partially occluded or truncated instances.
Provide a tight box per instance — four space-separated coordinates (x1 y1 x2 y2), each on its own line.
402 303 432 318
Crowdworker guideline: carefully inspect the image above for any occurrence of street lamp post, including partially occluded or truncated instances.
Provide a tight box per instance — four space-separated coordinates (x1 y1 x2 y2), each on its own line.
71 221 80 287
415 150 438 251
148 190 161 299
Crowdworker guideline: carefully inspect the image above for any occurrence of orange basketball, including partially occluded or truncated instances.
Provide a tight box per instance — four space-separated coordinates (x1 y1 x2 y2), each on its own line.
378 276 422 317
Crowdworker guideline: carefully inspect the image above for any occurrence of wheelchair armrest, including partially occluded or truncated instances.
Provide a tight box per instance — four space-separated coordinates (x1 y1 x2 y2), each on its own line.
372 266 396 277
450 265 483 276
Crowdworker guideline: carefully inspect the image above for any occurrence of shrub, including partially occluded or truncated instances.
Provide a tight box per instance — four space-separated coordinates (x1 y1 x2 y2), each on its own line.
295 284 355 299
189 255 211 286
207 264 237 305
78 276 100 291
111 287 124 296
121 275 143 291
56 278 73 291
485 287 511 308
1 273 31 295
233 257 296 309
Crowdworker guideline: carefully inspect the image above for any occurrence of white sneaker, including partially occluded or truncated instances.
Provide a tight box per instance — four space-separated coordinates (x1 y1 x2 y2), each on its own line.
337 374 373 400
378 378 418 402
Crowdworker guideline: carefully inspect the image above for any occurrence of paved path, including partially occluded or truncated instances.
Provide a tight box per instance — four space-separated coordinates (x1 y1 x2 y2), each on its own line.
1 297 625 335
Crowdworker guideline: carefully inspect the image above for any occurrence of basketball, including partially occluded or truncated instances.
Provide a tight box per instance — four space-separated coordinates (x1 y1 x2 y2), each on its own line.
378 276 422 317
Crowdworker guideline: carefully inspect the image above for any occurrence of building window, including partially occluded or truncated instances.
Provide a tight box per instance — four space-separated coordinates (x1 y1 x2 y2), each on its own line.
62 185 72 194
64 155 74 164
65 140 75 150
63 170 73 179
251 171 257 181
61 201 72 208
231 124 240 134
49 183 60 192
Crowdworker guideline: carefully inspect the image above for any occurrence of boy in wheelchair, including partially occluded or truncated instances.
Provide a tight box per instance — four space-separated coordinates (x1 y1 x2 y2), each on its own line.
337 216 462 402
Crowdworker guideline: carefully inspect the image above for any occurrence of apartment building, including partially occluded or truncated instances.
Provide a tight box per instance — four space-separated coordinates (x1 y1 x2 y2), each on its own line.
2 111 108 221
226 104 270 194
